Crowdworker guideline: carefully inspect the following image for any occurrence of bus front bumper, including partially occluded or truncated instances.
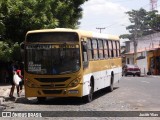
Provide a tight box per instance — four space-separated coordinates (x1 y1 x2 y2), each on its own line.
25 84 83 98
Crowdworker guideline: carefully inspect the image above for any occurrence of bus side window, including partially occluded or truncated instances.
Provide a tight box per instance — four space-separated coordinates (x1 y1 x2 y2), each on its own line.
98 39 104 59
92 39 98 60
103 40 108 59
108 40 113 58
82 41 89 69
112 41 117 57
116 41 120 57
87 39 93 60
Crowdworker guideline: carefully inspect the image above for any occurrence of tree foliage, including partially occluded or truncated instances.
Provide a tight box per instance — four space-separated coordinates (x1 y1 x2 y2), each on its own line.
0 42 20 62
0 0 87 62
1 0 87 43
0 1 5 35
120 8 160 40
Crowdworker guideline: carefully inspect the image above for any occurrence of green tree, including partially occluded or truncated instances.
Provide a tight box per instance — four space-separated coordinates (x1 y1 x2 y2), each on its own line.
148 12 160 31
52 0 86 28
1 0 58 43
0 41 21 62
0 1 5 36
120 8 160 40
1 0 87 43
0 0 88 62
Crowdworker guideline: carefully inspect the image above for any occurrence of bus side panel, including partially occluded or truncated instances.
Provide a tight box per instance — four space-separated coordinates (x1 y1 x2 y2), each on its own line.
103 69 112 88
82 73 92 96
111 67 122 84
82 62 122 96
92 70 104 92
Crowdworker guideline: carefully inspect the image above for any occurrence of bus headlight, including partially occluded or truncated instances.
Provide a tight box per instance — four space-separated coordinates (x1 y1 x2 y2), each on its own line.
26 80 39 88
68 79 80 87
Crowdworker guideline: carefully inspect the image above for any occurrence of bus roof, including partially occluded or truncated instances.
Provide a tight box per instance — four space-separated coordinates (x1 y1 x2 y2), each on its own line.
27 28 119 40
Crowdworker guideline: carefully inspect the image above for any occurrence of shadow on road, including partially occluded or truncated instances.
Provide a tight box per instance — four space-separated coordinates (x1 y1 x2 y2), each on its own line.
4 97 16 102
14 87 119 105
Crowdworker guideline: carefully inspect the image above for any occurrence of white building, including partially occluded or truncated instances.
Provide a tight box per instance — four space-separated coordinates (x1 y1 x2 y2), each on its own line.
125 32 160 75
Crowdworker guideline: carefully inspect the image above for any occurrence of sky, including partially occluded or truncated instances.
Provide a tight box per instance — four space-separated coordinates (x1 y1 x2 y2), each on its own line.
79 0 160 40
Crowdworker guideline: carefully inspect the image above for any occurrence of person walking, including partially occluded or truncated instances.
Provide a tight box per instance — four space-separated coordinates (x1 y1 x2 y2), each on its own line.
8 61 16 98
9 62 23 98
16 65 23 97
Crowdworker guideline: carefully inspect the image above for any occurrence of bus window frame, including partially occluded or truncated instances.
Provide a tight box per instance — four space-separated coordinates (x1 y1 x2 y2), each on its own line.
87 38 93 60
116 41 120 57
98 39 104 59
108 40 113 58
112 41 117 57
91 38 98 60
103 40 109 59
81 40 89 69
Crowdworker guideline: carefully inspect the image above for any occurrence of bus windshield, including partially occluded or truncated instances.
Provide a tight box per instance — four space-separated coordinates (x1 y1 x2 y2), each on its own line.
25 44 80 75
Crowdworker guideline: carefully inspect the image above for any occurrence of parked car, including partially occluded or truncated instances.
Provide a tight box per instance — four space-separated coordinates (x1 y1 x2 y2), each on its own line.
122 64 141 77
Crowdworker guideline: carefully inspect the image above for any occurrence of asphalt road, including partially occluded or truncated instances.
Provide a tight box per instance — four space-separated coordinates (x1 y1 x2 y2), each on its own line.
115 76 160 111
1 76 160 119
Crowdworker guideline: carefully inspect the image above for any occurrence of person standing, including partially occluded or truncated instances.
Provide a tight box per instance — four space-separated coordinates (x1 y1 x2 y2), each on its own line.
16 65 23 97
8 61 16 98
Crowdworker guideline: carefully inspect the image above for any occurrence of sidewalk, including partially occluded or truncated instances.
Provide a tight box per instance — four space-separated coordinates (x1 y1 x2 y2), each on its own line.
0 84 12 105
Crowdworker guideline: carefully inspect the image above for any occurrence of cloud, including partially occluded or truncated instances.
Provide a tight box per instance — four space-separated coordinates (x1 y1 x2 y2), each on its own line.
79 0 130 35
83 0 127 17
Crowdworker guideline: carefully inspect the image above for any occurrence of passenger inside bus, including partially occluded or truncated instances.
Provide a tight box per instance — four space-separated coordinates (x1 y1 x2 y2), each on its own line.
52 64 59 74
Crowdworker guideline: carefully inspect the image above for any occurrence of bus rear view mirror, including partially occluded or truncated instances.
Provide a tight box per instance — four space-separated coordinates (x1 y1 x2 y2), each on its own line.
20 42 24 49
81 41 87 52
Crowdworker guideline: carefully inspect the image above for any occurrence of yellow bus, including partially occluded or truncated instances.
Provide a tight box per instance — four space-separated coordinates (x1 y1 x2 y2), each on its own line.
24 28 122 103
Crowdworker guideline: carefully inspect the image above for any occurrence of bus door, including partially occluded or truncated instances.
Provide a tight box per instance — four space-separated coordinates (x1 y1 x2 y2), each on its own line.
81 41 89 69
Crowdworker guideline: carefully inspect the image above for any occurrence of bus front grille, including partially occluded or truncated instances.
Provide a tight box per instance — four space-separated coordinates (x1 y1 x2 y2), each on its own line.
41 84 65 88
35 77 70 82
42 90 62 94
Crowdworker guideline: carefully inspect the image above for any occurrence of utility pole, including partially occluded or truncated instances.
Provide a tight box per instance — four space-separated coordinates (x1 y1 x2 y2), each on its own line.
133 12 139 65
96 27 105 33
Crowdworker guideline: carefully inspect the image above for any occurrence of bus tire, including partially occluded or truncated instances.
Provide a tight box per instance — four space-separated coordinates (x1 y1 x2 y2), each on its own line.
37 97 46 103
83 80 94 103
107 75 114 92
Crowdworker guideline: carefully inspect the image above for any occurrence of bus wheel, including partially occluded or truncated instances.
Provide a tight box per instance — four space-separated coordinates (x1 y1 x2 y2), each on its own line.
107 75 114 92
37 97 46 103
83 81 94 103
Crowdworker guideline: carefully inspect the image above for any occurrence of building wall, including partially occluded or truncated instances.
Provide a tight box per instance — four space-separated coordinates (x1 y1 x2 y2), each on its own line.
137 51 148 75
128 32 160 53
125 32 160 75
